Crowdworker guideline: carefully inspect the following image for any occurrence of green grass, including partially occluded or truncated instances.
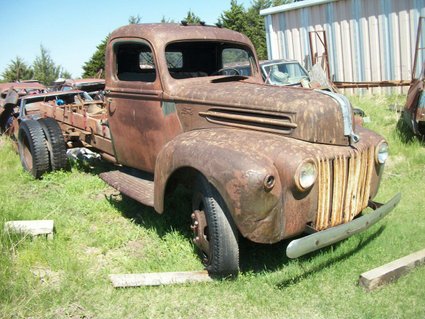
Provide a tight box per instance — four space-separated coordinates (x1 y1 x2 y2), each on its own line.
1 95 425 318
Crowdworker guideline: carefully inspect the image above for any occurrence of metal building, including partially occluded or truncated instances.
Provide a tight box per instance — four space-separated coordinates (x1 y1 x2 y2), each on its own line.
260 0 425 93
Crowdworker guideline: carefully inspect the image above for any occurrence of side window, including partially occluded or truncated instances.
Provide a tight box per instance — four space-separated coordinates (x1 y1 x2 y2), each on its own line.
115 42 156 82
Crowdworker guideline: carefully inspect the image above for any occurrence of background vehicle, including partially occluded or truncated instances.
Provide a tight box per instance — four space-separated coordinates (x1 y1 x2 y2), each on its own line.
260 59 309 86
404 62 425 137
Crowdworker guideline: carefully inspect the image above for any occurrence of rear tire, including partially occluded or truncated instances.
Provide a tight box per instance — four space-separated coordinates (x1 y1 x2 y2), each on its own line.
38 118 67 171
191 175 239 278
18 120 49 179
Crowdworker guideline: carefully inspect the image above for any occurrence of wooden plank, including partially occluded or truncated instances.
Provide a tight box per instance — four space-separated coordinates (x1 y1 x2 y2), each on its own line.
109 271 212 288
4 220 54 239
359 248 425 291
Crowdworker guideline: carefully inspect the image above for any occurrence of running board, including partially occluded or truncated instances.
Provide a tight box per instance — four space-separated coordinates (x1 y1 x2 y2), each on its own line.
99 170 154 207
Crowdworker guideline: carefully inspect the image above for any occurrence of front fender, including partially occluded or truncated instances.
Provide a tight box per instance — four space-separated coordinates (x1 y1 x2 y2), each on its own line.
154 128 284 242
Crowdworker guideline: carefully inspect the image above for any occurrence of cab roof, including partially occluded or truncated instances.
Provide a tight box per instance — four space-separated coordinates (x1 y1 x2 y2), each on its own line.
109 23 253 48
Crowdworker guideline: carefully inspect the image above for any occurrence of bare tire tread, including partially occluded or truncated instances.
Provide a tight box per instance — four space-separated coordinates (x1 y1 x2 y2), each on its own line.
193 176 239 277
38 118 67 171
18 120 50 179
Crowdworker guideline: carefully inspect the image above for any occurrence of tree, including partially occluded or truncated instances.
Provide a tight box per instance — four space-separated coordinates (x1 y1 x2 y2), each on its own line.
218 0 247 32
33 45 69 85
60 69 72 79
128 14 142 24
82 35 109 78
82 15 142 79
183 10 202 24
219 0 292 60
1 57 34 82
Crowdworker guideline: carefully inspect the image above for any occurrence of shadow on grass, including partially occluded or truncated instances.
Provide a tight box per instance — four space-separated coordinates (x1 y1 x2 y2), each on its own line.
105 185 193 239
74 157 388 278
274 226 385 289
104 185 386 280
68 157 116 176
396 114 425 145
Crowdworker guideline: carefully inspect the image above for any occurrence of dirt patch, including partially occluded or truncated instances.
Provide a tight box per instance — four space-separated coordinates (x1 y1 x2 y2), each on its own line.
81 239 146 275
92 187 121 201
0 138 5 149
30 266 63 290
123 240 145 259
52 303 92 319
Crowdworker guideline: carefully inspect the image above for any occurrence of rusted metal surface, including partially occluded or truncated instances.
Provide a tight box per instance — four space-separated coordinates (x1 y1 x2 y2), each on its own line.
99 170 154 207
191 210 209 263
18 23 395 249
404 75 425 135
171 81 348 146
154 126 385 243
334 81 411 89
0 81 46 97
404 17 425 136
315 145 374 230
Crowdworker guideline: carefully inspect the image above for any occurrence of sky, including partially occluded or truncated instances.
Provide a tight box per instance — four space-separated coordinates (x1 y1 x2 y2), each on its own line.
0 0 253 79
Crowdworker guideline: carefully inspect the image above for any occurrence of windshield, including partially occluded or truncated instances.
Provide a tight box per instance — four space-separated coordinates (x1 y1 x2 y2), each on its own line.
262 62 308 85
165 41 256 79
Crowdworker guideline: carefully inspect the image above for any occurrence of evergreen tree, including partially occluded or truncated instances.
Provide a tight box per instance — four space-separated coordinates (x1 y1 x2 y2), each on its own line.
1 57 34 82
183 10 202 24
33 45 64 85
219 0 247 32
219 0 292 60
82 15 142 79
60 69 72 79
82 35 109 78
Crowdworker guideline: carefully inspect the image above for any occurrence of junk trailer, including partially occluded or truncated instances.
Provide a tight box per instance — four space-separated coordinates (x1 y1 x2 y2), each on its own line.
8 23 400 277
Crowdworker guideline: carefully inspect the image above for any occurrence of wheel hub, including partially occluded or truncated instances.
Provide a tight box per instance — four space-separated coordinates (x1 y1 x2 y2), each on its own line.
191 210 210 263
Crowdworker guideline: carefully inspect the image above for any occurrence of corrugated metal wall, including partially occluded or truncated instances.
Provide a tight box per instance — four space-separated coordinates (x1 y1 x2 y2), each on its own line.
262 0 425 94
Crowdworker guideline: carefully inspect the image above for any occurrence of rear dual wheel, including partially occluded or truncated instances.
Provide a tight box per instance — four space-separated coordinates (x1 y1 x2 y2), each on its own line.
18 120 50 179
38 118 67 171
18 119 67 178
191 175 239 278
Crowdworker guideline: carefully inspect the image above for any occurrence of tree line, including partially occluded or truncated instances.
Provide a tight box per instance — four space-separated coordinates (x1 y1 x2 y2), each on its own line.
1 0 291 83
1 46 71 85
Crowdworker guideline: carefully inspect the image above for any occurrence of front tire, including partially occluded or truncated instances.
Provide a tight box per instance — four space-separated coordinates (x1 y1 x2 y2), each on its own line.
18 120 50 179
191 175 239 277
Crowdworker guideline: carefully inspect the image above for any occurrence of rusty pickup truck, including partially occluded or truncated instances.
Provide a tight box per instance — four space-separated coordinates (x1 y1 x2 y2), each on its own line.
12 23 400 277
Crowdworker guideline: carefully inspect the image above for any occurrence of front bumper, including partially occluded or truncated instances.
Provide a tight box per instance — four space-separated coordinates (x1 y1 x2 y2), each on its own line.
286 193 401 259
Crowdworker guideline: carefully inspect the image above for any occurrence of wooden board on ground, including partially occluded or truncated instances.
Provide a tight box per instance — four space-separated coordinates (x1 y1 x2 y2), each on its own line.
109 271 212 287
359 248 425 291
4 220 54 239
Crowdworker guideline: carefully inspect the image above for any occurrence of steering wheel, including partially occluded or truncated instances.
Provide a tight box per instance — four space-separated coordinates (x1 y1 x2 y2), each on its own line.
212 68 241 76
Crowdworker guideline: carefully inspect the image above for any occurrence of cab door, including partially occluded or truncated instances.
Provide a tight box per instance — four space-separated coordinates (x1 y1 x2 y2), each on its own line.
106 39 182 172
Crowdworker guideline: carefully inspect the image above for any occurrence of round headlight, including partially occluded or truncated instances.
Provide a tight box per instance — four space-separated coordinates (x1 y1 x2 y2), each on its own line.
376 142 389 164
295 160 317 191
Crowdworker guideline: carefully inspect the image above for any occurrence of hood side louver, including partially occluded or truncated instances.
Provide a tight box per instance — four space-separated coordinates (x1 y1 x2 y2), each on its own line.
199 108 296 134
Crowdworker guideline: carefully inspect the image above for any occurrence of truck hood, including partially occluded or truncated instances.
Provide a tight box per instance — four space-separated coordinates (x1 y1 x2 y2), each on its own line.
168 79 357 146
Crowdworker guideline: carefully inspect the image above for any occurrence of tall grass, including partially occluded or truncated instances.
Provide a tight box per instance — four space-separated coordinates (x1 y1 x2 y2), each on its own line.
0 94 424 319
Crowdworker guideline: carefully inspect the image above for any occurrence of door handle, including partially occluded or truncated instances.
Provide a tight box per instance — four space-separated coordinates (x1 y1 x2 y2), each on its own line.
107 98 116 114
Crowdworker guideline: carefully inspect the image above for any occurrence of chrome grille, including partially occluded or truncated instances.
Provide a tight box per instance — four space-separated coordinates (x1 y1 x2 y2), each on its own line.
315 146 375 231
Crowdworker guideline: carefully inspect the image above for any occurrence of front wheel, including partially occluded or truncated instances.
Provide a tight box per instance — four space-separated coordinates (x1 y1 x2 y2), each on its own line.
191 175 239 278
